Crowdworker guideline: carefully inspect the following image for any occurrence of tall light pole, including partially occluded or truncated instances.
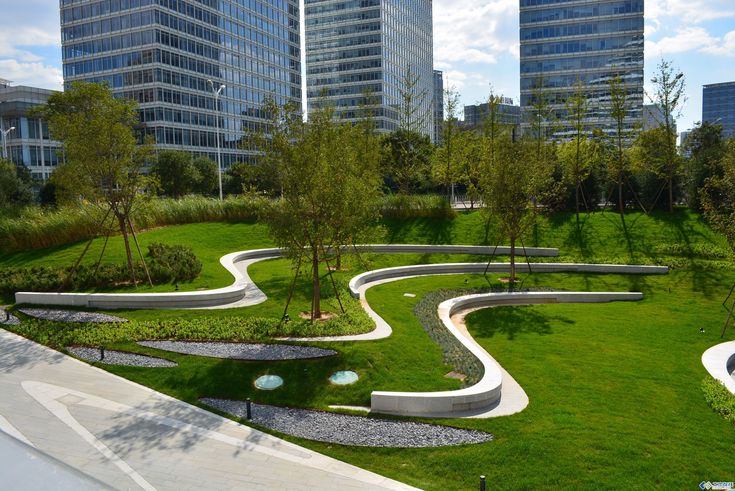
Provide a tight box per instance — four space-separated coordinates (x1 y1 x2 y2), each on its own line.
208 79 226 201
1 126 16 161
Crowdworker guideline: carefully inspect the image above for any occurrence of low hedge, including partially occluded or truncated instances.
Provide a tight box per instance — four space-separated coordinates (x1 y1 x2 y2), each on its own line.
702 377 735 426
0 243 201 297
381 194 456 219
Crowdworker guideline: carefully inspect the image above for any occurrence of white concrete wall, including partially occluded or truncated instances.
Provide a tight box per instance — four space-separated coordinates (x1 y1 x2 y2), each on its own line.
702 341 735 395
370 292 644 417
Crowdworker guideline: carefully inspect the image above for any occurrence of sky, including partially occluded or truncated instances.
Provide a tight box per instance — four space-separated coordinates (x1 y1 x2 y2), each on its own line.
1 0 734 133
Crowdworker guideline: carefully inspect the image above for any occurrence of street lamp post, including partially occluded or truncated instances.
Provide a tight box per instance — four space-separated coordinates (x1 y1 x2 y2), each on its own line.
1 126 16 161
208 79 226 201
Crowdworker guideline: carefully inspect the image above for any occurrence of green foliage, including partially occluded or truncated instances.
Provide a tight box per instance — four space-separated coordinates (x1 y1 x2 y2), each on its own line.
701 377 735 425
702 140 735 248
191 157 218 196
381 129 435 194
0 244 201 296
380 194 456 219
684 121 725 211
413 289 484 386
257 100 382 319
150 150 199 198
0 158 33 207
147 242 201 282
0 196 264 253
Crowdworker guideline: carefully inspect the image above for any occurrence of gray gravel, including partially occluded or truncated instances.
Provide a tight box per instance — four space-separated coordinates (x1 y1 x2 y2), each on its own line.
201 398 494 448
19 308 127 324
138 341 337 361
0 310 20 326
67 347 178 368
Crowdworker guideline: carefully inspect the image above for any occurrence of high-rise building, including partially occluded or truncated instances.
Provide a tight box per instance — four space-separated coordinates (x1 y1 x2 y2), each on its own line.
0 82 64 181
519 0 644 138
463 98 522 130
703 81 735 139
60 0 302 167
433 70 443 144
305 0 434 138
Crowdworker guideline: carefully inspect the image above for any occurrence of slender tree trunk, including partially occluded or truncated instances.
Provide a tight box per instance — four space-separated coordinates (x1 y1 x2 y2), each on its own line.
509 235 516 284
311 247 321 320
618 180 624 215
117 213 137 285
575 182 581 226
668 175 674 213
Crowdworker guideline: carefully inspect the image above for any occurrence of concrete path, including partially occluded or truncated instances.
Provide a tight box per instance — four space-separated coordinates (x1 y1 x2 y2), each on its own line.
0 329 418 491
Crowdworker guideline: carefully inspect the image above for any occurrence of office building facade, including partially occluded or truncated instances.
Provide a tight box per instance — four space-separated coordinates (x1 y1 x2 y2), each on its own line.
464 98 522 130
519 0 644 138
60 0 302 167
433 70 443 144
305 0 434 138
703 81 735 139
0 82 64 181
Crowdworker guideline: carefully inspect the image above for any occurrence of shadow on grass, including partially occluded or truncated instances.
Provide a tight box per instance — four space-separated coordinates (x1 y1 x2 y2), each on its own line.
467 306 574 341
383 218 455 245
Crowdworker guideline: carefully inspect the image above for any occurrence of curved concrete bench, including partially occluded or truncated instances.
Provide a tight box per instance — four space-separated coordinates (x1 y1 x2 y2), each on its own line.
349 263 669 298
14 244 558 310
702 341 735 395
370 292 644 418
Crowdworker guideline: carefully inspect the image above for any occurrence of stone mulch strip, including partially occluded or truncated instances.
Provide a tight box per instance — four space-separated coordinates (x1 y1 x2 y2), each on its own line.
201 399 494 448
18 308 127 324
67 347 178 368
1 310 20 326
138 341 337 361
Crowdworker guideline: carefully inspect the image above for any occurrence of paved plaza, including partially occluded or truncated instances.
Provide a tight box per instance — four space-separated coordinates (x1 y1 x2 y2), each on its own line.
0 329 417 491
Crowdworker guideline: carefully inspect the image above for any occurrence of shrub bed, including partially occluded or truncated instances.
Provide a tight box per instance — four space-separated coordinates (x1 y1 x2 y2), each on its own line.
0 243 201 296
380 194 456 219
702 377 735 426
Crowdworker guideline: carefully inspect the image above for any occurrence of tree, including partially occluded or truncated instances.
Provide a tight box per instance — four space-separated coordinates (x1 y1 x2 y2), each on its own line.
649 59 686 212
192 156 218 196
258 101 382 320
563 80 594 224
456 130 484 209
151 150 198 198
35 82 153 282
480 138 551 283
606 75 635 214
701 140 735 246
684 121 725 211
431 86 461 200
0 159 33 207
630 127 678 210
398 65 430 134
381 129 434 194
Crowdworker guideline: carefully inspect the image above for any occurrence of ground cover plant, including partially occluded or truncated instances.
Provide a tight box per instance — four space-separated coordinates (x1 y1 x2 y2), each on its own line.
2 209 735 489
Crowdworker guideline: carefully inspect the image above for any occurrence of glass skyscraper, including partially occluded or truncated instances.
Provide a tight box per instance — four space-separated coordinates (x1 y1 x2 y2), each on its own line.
703 81 735 139
60 0 301 166
519 0 644 138
304 0 434 138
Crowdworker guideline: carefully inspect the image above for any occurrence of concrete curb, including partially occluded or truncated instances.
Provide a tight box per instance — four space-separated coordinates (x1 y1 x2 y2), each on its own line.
14 244 559 310
702 341 735 395
370 292 644 418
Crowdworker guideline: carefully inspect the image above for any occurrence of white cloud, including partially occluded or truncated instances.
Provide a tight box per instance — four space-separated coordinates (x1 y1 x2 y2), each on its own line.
702 31 735 57
645 27 720 58
0 59 62 90
646 0 735 24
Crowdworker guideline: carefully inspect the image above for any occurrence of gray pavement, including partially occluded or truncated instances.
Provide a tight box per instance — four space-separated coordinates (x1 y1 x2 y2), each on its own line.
0 329 418 491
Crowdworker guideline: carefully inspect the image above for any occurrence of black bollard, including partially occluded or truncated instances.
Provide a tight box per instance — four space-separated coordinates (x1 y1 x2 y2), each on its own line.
246 398 252 420
100 346 105 361
480 475 486 491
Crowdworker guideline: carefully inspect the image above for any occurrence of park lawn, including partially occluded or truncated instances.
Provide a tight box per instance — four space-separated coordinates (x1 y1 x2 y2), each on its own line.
3 209 735 489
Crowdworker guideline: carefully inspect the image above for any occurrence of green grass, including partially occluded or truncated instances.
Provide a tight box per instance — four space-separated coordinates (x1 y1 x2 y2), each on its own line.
3 208 735 489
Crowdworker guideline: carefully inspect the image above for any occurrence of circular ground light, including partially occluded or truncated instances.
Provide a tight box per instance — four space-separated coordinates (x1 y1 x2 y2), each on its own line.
254 375 284 390
329 370 359 385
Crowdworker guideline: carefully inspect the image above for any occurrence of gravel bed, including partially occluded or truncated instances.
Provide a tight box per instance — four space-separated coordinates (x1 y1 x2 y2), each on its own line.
67 347 178 368
1 310 20 326
19 308 127 324
138 341 337 361
201 399 494 448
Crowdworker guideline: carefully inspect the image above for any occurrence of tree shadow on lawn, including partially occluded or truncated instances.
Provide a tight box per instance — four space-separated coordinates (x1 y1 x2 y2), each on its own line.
383 217 455 245
468 306 574 341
